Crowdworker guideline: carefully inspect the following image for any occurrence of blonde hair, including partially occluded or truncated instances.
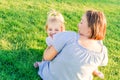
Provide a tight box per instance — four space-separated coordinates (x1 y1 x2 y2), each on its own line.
45 10 65 31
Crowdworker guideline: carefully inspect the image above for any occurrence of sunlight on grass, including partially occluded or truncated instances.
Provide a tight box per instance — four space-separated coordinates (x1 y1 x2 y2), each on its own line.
0 39 12 50
0 0 120 80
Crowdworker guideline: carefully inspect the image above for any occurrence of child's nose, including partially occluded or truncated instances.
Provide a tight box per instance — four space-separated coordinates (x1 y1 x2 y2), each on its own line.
52 31 56 34
52 32 56 35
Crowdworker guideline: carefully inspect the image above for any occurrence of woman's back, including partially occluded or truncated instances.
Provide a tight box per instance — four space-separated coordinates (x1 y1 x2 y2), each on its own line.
39 32 108 80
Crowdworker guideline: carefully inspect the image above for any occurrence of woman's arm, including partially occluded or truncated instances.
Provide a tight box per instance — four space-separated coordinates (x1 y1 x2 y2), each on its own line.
93 69 104 79
43 32 75 61
43 46 58 61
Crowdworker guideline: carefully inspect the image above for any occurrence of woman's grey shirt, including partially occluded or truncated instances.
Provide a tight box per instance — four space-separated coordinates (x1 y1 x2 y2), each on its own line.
38 31 108 80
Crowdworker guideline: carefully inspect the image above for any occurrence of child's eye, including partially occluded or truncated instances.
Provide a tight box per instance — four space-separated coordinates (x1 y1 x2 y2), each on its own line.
55 29 59 31
48 28 52 31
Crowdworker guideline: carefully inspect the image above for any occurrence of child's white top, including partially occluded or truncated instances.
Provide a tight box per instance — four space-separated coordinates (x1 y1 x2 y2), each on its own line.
46 36 53 46
38 31 108 80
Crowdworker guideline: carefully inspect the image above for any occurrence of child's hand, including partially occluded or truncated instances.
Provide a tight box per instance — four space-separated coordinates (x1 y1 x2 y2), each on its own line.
33 61 41 68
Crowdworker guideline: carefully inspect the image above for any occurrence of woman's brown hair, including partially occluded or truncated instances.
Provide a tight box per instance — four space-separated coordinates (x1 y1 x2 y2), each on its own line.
86 10 107 40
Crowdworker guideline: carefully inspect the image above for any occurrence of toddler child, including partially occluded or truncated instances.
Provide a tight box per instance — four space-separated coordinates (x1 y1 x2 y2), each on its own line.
34 10 65 67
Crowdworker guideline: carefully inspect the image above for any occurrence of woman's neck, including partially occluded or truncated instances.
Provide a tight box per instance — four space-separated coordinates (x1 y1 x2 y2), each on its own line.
79 37 96 46
79 35 102 53
79 35 91 41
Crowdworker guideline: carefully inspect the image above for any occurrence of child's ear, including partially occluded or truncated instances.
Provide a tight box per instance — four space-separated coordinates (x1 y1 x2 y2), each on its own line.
61 26 64 31
45 25 48 31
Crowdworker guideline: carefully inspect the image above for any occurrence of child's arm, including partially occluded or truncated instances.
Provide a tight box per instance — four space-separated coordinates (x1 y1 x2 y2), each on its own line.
43 37 57 61
43 46 58 61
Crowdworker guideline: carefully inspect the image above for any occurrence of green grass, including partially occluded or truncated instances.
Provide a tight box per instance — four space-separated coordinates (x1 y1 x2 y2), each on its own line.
0 0 120 80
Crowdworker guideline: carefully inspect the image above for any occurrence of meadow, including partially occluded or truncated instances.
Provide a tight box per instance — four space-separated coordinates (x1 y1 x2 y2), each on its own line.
0 0 120 80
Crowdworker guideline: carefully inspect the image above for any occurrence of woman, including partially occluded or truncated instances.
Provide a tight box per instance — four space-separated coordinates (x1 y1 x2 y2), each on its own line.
38 10 108 80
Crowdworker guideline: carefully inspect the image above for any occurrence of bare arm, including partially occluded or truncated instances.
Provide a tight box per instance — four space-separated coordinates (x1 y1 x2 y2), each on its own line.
43 46 58 61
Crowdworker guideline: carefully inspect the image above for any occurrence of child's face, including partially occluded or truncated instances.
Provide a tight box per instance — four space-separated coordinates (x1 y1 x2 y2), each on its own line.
47 22 62 37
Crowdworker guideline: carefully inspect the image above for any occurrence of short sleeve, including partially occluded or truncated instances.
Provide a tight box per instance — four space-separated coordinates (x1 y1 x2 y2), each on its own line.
46 37 53 46
100 46 108 66
98 40 103 45
52 31 77 53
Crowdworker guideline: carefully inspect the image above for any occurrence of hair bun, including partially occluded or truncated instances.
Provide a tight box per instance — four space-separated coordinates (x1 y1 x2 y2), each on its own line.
47 9 64 23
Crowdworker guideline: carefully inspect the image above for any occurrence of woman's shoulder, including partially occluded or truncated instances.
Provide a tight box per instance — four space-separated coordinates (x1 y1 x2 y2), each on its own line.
102 45 108 53
53 31 78 43
54 31 78 38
